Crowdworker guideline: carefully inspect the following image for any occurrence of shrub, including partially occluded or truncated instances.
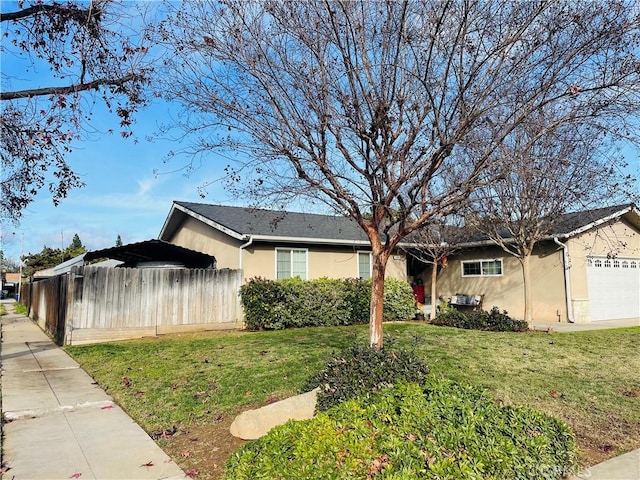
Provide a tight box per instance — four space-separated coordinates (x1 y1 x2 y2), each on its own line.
380 277 416 321
240 277 415 330
432 306 528 332
301 340 430 412
224 379 578 479
342 278 370 324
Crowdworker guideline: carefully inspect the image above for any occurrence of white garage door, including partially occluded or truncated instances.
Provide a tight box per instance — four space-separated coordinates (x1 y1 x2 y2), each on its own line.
586 257 640 321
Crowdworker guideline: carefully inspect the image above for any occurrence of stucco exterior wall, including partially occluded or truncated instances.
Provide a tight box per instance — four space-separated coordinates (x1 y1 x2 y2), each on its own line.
167 216 408 282
566 217 640 323
241 243 407 281
431 244 566 322
167 216 243 269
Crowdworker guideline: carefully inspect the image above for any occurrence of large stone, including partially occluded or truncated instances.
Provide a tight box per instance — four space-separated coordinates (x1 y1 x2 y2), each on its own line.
230 388 319 440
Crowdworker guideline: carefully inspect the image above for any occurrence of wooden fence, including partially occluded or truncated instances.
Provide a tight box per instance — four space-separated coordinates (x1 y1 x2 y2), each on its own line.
21 266 243 345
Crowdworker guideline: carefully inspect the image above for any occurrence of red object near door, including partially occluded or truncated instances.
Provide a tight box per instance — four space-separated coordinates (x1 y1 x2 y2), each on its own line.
412 284 425 304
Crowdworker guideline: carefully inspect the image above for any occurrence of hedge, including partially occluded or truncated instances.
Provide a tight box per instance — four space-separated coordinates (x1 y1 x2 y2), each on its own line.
240 277 415 330
224 379 577 479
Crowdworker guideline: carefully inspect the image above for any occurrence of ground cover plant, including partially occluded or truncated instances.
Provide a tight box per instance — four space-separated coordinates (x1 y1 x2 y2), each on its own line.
224 379 577 479
65 324 640 479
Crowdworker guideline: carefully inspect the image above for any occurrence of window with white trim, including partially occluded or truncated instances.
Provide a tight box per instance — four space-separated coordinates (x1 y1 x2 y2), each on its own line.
358 252 372 279
462 259 503 277
276 248 307 279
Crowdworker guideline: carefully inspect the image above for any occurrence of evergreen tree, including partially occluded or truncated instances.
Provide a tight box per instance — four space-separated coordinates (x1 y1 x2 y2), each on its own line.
22 246 63 277
115 234 123 247
64 233 86 260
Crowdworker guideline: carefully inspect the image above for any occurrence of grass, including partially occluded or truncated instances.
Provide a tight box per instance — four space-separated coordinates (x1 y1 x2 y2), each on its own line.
13 303 27 315
65 323 640 467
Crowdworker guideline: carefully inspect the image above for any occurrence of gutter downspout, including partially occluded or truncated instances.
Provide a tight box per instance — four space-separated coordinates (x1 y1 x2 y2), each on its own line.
554 237 575 323
239 236 253 273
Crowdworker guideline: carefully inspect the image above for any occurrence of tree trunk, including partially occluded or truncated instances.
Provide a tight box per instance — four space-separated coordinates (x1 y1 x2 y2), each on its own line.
430 262 438 320
520 254 533 325
369 248 390 350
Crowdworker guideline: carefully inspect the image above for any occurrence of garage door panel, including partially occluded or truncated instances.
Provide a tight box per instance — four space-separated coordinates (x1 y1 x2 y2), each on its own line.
587 258 640 321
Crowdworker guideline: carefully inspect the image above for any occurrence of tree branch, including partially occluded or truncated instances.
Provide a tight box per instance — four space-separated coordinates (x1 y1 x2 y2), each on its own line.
0 74 139 101
0 3 92 23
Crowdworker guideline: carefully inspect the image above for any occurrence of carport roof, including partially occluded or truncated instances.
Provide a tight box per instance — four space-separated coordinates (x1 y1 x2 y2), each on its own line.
84 240 216 268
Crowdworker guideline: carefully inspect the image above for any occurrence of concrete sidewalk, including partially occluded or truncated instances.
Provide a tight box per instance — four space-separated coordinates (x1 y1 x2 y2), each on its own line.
569 449 640 480
1 301 186 479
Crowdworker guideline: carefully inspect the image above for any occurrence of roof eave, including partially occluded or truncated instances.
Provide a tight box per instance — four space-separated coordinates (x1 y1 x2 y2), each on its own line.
250 234 414 249
560 204 636 239
163 202 247 241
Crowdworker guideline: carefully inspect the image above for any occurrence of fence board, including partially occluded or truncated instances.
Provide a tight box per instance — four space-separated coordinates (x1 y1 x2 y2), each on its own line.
20 266 243 345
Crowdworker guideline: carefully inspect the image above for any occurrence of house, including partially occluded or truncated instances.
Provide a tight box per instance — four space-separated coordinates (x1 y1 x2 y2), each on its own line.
1 271 21 298
159 201 639 325
423 204 640 324
158 201 408 282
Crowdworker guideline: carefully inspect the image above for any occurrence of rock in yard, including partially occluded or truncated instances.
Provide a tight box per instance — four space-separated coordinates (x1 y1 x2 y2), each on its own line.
229 388 319 440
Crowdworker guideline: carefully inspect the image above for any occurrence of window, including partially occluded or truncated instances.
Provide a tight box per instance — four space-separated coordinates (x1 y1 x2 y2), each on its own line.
462 259 503 277
613 259 620 268
276 249 307 279
358 252 372 279
604 259 611 268
594 259 602 267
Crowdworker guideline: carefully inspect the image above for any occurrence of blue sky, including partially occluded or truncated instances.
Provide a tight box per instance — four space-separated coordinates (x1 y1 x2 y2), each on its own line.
1 97 237 261
0 0 234 262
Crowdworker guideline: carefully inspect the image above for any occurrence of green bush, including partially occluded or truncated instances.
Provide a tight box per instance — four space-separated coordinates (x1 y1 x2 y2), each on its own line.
301 340 430 412
342 278 370 325
380 277 416 321
240 277 415 330
224 379 578 479
432 306 528 332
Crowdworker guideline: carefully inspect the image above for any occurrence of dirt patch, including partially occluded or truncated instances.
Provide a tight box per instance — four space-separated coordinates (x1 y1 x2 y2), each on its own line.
563 410 640 469
160 414 247 480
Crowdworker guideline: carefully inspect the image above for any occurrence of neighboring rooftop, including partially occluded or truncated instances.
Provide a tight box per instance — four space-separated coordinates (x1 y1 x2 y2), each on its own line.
83 239 216 269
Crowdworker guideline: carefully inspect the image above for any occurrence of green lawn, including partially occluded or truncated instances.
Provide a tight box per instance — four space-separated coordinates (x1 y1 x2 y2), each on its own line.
65 323 640 467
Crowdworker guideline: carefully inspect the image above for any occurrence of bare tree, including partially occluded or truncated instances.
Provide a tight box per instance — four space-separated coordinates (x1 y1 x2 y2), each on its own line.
1 0 154 221
157 0 640 348
406 217 465 320
466 114 636 324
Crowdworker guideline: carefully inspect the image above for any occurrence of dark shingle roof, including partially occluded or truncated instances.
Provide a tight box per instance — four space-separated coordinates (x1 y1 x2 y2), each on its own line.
165 201 637 248
459 203 637 245
549 204 634 235
174 201 370 242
